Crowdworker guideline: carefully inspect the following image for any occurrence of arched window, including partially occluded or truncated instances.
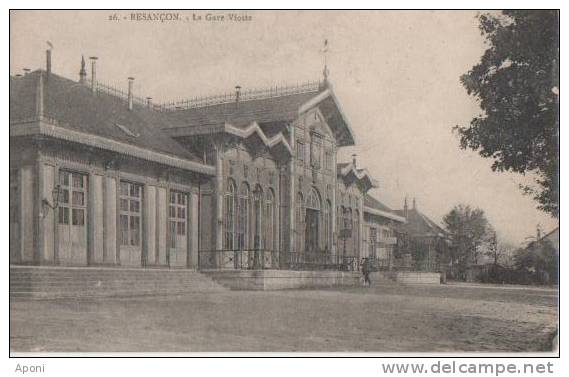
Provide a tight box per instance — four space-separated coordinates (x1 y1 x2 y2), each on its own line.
353 209 360 258
237 183 250 250
265 189 276 251
323 200 332 252
344 207 353 256
295 192 304 253
306 187 321 210
304 187 321 252
224 179 237 250
253 185 263 250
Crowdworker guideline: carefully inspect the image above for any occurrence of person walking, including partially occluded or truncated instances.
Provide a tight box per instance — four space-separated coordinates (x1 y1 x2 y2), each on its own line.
361 258 371 287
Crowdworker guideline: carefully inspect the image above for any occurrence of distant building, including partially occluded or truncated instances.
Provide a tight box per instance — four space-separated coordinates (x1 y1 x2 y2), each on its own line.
539 227 560 253
393 198 450 271
362 194 406 269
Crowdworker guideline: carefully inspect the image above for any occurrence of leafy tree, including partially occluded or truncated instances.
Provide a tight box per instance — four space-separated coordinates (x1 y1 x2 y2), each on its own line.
514 238 558 284
443 204 491 267
484 229 499 265
455 11 559 217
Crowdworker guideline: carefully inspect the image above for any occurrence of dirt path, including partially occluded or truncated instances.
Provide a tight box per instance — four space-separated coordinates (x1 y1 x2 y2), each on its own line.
10 284 558 353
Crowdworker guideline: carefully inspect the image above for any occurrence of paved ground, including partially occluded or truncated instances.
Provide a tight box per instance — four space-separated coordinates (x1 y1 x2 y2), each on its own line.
10 283 558 353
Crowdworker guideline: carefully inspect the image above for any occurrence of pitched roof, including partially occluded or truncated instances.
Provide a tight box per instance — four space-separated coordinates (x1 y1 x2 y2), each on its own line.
164 90 320 129
162 83 356 146
363 194 406 223
364 194 393 212
10 70 201 164
10 74 39 121
393 207 448 238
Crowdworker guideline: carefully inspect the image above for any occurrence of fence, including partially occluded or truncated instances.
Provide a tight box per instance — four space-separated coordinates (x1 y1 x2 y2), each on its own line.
199 249 358 271
86 79 322 112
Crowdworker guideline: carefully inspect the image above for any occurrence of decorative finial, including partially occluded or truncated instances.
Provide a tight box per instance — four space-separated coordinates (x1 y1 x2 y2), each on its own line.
79 55 87 84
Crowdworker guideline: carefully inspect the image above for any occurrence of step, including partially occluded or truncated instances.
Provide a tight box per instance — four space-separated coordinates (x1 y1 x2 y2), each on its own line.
10 266 227 298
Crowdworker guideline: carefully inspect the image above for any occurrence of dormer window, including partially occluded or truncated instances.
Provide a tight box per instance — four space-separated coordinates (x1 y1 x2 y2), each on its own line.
296 140 304 164
310 132 322 170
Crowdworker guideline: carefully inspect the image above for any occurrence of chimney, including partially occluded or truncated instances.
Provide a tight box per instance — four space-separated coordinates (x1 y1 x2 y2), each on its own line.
352 154 357 168
79 55 87 84
403 197 408 219
536 224 542 240
46 49 52 76
235 85 241 103
146 97 152 108
89 56 98 93
413 198 416 210
128 77 134 111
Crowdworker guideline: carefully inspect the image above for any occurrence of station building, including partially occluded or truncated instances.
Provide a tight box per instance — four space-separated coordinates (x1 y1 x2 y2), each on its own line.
9 51 405 271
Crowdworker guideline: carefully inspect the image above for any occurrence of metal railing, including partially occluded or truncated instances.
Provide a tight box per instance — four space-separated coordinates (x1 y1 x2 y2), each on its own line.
86 79 321 112
280 252 358 271
160 81 321 111
199 249 279 270
198 250 441 273
198 249 358 271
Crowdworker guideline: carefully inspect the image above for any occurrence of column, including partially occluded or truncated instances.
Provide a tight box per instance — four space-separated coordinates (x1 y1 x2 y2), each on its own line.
103 175 117 264
38 162 55 263
190 188 200 269
89 172 104 264
289 124 296 253
156 186 168 265
145 185 157 265
214 142 224 251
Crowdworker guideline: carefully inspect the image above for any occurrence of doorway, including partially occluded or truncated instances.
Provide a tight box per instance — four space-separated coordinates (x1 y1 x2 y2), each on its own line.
305 208 319 253
57 171 88 265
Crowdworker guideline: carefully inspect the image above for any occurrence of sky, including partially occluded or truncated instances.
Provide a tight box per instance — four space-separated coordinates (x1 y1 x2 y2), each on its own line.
9 10 558 246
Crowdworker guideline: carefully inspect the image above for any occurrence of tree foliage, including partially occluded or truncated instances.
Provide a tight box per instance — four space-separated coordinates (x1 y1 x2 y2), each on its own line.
514 239 558 284
455 11 559 217
443 204 492 267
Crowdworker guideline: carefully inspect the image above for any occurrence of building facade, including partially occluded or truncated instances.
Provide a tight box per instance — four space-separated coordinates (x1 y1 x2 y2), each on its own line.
393 199 450 271
10 51 401 271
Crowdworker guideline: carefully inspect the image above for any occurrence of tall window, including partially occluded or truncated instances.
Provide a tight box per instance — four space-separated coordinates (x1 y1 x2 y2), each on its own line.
10 169 19 261
343 207 353 255
324 150 333 171
253 185 263 250
310 133 322 169
237 183 250 250
59 171 87 227
323 200 332 252
296 140 304 164
169 191 187 248
306 187 321 211
224 179 237 250
295 192 304 252
337 206 343 238
120 181 142 247
265 189 275 251
353 210 360 257
9 169 18 226
369 227 378 259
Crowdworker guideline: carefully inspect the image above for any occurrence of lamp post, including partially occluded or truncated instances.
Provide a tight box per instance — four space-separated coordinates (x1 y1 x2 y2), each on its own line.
42 184 62 217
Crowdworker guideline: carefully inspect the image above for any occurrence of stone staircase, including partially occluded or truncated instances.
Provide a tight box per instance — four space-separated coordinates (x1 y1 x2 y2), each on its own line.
10 265 227 299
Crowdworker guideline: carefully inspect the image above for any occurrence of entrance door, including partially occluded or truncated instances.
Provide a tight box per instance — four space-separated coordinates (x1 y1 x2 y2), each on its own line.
119 181 142 266
9 169 19 263
168 191 188 267
305 208 319 253
57 171 88 265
